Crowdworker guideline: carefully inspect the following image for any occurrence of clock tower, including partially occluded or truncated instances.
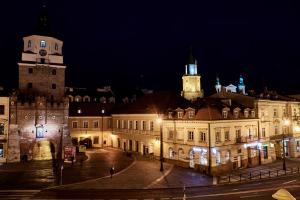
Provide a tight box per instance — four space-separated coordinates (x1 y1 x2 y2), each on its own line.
18 6 65 101
181 51 204 101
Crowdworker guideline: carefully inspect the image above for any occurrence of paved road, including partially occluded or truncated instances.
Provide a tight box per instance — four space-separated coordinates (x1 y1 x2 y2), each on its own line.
0 148 133 189
33 175 300 199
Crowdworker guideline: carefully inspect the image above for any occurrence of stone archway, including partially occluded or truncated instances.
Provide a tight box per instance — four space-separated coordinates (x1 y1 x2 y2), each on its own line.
32 140 54 160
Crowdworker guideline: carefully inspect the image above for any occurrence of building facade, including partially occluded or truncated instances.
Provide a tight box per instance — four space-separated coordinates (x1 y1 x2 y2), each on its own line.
0 95 9 163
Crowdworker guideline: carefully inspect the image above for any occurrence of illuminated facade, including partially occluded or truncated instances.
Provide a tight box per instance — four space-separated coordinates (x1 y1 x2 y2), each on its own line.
0 95 9 163
181 52 204 101
9 10 70 161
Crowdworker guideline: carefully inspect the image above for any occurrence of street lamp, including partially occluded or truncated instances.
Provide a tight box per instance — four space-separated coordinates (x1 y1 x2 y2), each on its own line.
157 116 163 172
101 108 105 148
282 119 290 171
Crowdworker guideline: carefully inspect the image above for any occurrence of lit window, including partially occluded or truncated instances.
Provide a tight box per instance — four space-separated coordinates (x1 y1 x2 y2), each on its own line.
244 110 249 118
188 111 195 119
178 112 183 118
36 126 44 138
222 110 228 119
77 108 82 114
40 40 46 48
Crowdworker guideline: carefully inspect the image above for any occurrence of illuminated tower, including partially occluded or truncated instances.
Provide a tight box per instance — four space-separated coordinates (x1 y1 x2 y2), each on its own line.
181 51 204 100
238 74 246 95
215 76 221 93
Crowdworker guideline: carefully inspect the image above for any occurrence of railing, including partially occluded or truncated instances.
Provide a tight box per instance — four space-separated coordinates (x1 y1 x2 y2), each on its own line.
218 166 300 184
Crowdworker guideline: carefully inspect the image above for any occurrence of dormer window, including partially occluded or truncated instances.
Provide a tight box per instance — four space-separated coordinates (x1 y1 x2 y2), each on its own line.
77 108 82 114
178 111 183 118
222 110 228 119
251 110 255 118
168 112 172 119
234 110 239 118
40 40 46 48
244 110 249 118
188 110 195 119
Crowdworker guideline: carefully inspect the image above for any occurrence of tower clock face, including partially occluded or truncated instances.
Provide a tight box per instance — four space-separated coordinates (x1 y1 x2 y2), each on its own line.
39 49 47 56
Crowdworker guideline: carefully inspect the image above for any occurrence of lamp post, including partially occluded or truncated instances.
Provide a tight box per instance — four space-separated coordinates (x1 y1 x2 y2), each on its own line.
282 119 290 171
157 116 163 172
101 108 105 148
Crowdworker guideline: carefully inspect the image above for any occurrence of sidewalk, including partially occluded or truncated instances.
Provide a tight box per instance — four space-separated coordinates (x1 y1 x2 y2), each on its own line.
56 160 212 190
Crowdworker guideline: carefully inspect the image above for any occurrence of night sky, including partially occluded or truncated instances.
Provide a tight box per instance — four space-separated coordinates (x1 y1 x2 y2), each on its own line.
1 1 300 95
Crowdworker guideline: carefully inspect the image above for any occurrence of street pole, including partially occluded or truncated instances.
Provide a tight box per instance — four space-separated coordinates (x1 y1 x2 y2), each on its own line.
160 122 163 172
101 109 105 148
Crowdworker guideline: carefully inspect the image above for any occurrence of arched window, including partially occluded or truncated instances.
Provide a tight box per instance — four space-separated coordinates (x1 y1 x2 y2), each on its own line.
55 43 58 50
28 40 32 48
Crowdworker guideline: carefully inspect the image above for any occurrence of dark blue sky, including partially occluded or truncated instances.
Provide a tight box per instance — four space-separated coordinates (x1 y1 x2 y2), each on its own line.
1 1 300 95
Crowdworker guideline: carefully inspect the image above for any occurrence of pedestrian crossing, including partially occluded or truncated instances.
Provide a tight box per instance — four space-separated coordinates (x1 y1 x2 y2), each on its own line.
0 190 40 199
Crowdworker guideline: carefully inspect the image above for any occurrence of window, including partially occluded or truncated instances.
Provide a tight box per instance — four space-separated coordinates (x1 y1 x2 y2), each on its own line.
28 68 33 74
274 109 278 117
0 144 3 157
135 121 138 130
0 105 4 115
236 129 241 139
121 120 124 129
244 110 249 118
129 121 133 129
200 132 206 141
107 119 112 128
142 121 146 130
123 120 127 129
116 120 120 129
283 108 287 117
52 69 56 75
93 136 99 144
168 130 174 139
216 131 221 142
72 121 78 128
168 112 172 119
36 126 44 138
93 121 99 128
27 82 32 89
28 40 31 48
225 130 230 141
188 131 194 140
40 40 46 48
188 111 194 119
77 108 82 114
52 84 56 89
274 126 279 135
234 110 239 118
83 121 88 128
251 110 255 118
222 111 228 119
178 112 183 118
55 43 58 50
0 123 4 135
262 128 266 138
150 121 154 131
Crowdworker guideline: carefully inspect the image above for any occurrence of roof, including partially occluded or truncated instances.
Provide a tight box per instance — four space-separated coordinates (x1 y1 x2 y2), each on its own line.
69 102 114 117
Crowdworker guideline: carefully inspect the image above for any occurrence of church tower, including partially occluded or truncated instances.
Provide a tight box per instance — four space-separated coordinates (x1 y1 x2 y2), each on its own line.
215 76 221 93
181 51 204 100
238 74 246 95
18 5 65 101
